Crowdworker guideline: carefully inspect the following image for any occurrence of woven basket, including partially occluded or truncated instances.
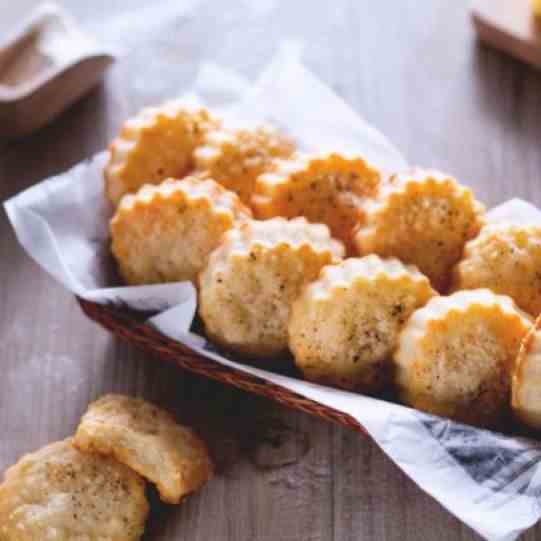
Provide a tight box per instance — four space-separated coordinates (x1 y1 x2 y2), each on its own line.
77 297 366 435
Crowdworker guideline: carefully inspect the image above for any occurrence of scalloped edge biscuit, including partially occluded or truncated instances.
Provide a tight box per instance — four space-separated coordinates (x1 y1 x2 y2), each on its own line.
111 176 251 285
354 169 485 291
199 217 345 357
452 223 541 317
0 438 149 541
105 102 220 205
73 395 213 504
512 314 541 430
253 152 381 254
394 289 532 428
289 255 436 393
194 125 295 205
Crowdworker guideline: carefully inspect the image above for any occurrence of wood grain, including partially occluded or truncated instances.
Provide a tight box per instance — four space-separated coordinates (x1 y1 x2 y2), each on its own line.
1 1 541 540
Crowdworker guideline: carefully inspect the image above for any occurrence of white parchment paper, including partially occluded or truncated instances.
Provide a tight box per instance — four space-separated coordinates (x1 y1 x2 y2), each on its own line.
5 43 541 541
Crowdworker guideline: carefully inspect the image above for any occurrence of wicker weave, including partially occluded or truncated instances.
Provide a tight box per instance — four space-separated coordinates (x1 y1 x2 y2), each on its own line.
77 297 366 435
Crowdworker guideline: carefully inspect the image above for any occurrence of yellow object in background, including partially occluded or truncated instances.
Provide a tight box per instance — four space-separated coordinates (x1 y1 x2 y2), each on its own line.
534 0 541 17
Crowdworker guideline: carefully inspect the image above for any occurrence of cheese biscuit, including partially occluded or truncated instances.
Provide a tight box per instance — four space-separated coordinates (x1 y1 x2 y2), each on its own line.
105 102 220 204
452 223 541 317
74 395 213 504
0 439 148 541
289 256 435 393
199 217 344 357
194 125 295 206
111 177 251 285
254 152 381 254
394 289 531 428
512 314 541 431
355 169 484 291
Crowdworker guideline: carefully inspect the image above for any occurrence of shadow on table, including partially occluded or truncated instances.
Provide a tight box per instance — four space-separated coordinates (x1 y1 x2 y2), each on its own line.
471 39 541 135
0 80 111 201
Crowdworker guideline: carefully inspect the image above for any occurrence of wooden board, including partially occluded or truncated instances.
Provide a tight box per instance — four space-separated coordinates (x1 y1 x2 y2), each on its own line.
0 4 113 138
472 0 541 69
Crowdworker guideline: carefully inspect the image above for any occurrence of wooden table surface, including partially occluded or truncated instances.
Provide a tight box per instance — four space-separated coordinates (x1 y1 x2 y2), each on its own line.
1 1 541 539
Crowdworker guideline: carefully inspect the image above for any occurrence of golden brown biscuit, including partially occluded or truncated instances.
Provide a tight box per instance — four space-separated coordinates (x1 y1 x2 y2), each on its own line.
394 289 531 428
110 177 251 285
452 223 541 317
512 314 541 431
193 125 295 206
253 152 381 254
199 217 345 357
105 102 220 205
289 256 436 393
74 394 213 504
0 438 148 541
354 169 485 291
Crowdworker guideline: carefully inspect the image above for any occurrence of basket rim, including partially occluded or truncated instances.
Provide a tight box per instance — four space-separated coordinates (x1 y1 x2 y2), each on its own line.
76 296 367 436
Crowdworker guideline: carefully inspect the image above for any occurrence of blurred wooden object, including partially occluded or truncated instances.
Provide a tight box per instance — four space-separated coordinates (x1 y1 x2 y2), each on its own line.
0 4 114 138
472 0 541 70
